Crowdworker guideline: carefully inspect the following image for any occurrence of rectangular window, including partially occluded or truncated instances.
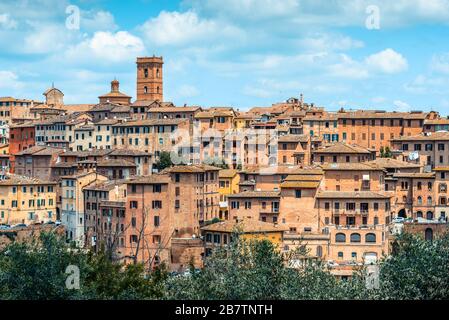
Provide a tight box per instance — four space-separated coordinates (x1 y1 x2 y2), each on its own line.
152 201 162 209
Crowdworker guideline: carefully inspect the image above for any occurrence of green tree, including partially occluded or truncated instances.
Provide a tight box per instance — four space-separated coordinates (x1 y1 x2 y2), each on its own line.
164 236 361 300
379 146 393 158
375 233 449 300
0 232 168 300
154 151 174 171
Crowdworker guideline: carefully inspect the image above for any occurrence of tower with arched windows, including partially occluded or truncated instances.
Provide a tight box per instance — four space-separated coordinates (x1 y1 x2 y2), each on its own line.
136 56 163 102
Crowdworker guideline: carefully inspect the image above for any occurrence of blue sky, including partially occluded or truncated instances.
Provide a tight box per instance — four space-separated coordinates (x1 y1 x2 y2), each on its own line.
2 0 449 114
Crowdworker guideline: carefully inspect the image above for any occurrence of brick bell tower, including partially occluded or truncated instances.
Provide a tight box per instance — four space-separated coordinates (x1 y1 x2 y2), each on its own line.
136 56 163 101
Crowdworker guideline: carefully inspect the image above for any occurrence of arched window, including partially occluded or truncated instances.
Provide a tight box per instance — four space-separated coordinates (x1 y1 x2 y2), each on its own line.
365 233 376 243
439 183 447 193
402 196 407 203
144 86 148 94
428 182 433 191
316 245 323 257
144 68 148 78
425 228 433 241
350 233 361 243
416 211 423 218
157 86 160 94
440 197 447 205
335 233 346 243
427 196 432 205
156 68 160 78
417 196 422 205
426 211 433 220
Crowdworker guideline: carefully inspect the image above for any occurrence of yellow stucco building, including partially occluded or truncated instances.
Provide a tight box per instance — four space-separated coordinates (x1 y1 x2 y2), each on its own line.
0 174 57 225
201 219 288 256
218 169 240 220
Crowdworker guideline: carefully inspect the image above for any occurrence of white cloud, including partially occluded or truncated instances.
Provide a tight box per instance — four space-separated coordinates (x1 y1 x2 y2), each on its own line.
371 96 387 104
404 74 449 94
177 84 200 98
430 53 449 74
393 100 412 112
65 31 145 63
184 0 300 20
184 0 449 27
0 13 17 29
365 49 408 74
328 54 369 79
0 70 23 89
298 33 364 52
81 11 118 32
23 23 75 54
140 10 244 46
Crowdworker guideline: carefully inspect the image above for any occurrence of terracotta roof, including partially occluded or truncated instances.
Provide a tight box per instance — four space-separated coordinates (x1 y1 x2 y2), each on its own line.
219 169 238 178
98 91 131 99
131 100 175 108
164 164 221 173
90 103 123 112
51 162 76 168
127 174 171 184
147 106 200 113
303 113 339 121
109 149 150 157
194 109 235 119
392 132 449 141
84 179 129 191
96 159 136 167
60 171 103 179
15 145 64 156
0 97 39 103
314 142 371 154
111 118 187 127
393 172 435 179
242 165 314 175
316 191 392 199
321 163 383 171
111 105 130 113
59 105 94 113
234 112 260 120
61 149 112 157
201 219 288 233
34 112 91 125
337 110 429 120
284 174 323 181
367 158 422 169
9 121 38 129
0 174 56 186
277 134 308 143
280 181 320 189
227 191 280 198
94 119 121 125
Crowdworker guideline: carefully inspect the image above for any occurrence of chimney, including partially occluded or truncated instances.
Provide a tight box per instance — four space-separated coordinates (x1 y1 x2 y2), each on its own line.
111 79 119 93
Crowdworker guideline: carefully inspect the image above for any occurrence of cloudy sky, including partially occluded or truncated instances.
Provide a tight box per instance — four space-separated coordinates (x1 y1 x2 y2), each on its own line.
1 0 449 113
